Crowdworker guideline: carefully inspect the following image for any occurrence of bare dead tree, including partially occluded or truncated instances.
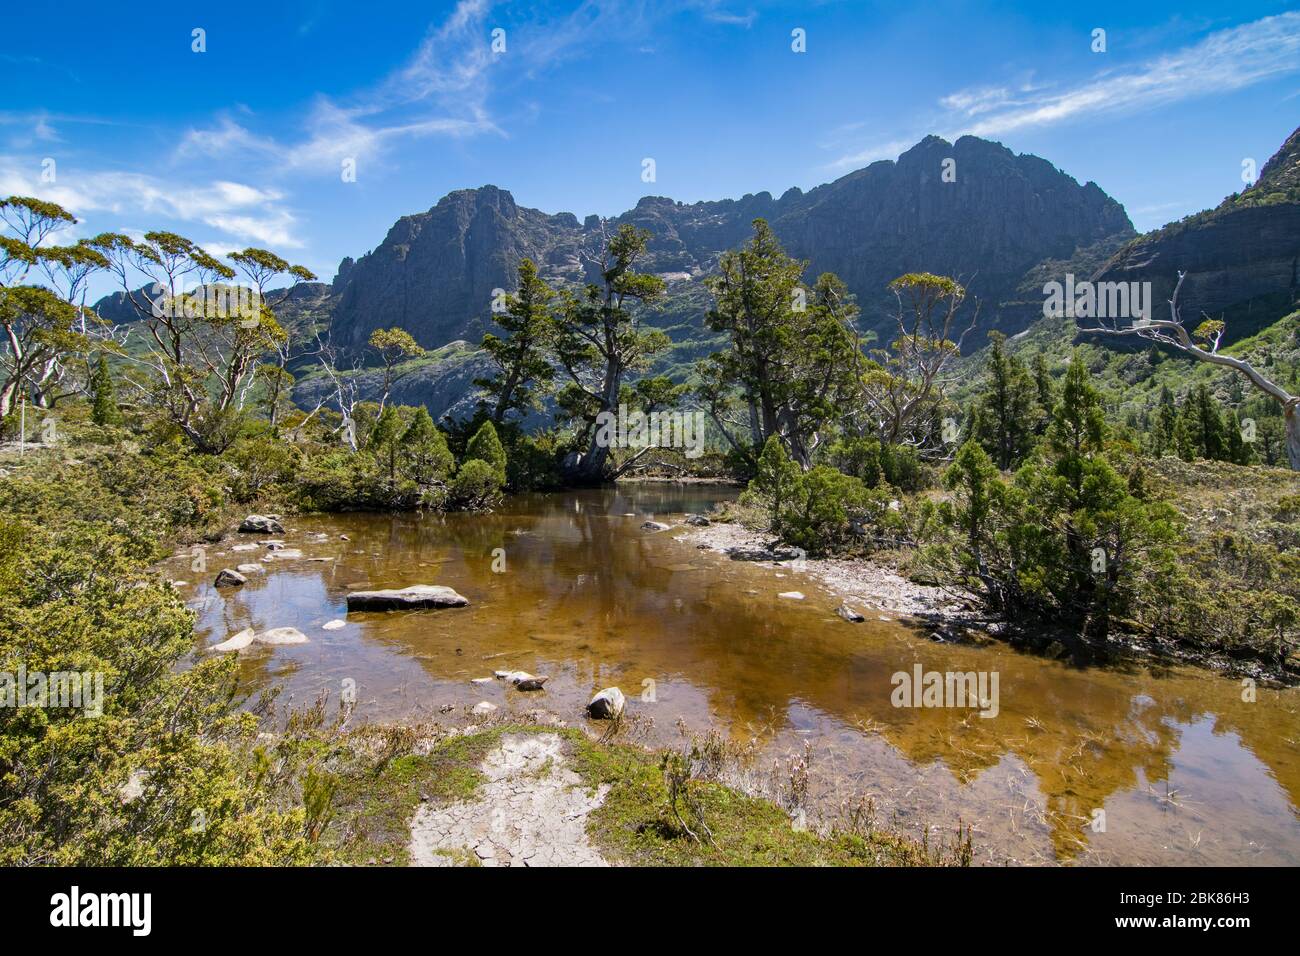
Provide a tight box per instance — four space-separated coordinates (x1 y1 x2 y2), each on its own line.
1080 271 1299 470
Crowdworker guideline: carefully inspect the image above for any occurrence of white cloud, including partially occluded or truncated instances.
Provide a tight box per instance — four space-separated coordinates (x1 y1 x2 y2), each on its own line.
829 12 1300 170
0 160 303 248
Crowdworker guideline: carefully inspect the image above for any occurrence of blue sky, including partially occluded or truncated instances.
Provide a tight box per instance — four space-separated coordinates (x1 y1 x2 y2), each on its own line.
3 0 1299 295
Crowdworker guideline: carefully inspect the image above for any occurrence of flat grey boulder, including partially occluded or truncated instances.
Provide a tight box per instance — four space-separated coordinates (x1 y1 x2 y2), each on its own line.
346 585 470 611
236 563 264 574
641 521 671 532
256 627 309 645
239 514 284 534
471 701 498 716
836 604 866 622
214 568 247 587
586 687 625 720
685 514 711 526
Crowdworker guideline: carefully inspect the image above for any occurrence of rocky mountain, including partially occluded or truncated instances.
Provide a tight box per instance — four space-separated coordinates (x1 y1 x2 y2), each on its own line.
327 135 1134 355
92 134 1147 420
1093 125 1300 343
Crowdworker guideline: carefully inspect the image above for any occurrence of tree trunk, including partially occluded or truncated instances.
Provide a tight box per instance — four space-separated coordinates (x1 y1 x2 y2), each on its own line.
1287 400 1300 471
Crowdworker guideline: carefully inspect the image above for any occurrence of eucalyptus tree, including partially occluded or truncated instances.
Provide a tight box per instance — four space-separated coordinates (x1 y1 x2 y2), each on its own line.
0 197 104 415
855 272 977 454
94 232 314 450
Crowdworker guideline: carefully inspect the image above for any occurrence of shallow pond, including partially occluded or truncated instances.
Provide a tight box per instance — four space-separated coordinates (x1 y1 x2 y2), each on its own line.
165 484 1300 865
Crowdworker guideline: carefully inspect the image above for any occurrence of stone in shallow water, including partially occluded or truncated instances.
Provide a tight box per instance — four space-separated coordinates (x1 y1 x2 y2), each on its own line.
210 627 256 653
322 619 346 631
836 604 865 622
346 585 470 611
472 701 498 716
641 521 671 532
239 514 284 534
214 568 247 587
264 549 304 560
256 627 309 645
586 687 625 719
514 676 549 691
778 591 805 600
236 563 263 574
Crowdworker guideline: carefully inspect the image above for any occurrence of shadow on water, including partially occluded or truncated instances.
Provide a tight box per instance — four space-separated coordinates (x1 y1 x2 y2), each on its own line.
167 484 1300 866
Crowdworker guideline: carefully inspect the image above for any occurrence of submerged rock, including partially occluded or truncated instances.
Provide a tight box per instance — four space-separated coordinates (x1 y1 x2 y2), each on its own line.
778 591 805 600
239 514 284 534
586 687 625 719
641 521 671 532
322 619 346 631
210 627 256 653
214 568 247 588
346 585 470 611
256 627 309 645
264 549 304 560
236 563 263 574
471 701 498 716
515 676 549 691
836 604 866 622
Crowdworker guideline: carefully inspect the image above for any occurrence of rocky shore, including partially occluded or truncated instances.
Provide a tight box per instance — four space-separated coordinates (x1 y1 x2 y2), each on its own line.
677 519 969 622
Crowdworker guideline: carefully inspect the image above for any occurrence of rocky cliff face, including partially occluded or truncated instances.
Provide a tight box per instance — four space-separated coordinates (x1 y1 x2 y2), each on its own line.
328 135 1134 352
1093 126 1300 342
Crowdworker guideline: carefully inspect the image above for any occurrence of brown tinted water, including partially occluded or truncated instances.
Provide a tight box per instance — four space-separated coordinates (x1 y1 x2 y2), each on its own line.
167 484 1300 866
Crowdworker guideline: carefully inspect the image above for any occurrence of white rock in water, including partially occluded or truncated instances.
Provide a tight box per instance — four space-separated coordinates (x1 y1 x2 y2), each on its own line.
835 604 865 622
778 591 805 600
586 687 625 719
470 677 494 685
210 627 256 653
346 585 470 611
322 619 346 631
214 568 247 587
265 549 304 560
255 627 309 646
471 701 498 716
236 563 264 574
230 543 259 553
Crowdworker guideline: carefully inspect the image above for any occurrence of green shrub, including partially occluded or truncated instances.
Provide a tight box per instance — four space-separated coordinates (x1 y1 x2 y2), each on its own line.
450 458 504 511
465 420 507 483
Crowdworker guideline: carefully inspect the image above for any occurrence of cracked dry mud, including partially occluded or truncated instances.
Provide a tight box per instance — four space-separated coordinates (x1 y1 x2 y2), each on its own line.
408 732 611 867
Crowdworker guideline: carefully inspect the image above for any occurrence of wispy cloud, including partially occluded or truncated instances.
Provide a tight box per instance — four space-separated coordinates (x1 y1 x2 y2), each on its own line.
0 160 303 248
829 11 1300 170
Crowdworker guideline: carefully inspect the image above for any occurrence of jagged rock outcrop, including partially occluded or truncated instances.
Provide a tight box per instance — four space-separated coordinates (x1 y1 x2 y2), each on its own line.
1093 125 1300 344
326 135 1134 354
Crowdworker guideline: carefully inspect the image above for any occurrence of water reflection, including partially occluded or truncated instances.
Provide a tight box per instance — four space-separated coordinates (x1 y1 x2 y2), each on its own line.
170 484 1300 865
